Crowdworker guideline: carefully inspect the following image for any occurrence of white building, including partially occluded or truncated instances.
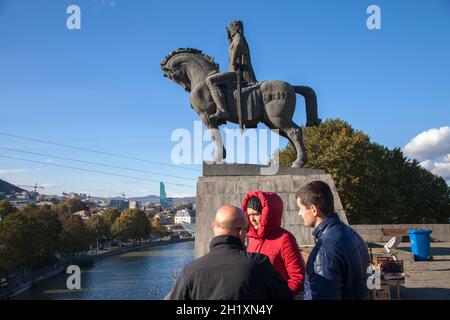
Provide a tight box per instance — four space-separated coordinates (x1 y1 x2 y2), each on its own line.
129 200 141 209
174 209 195 224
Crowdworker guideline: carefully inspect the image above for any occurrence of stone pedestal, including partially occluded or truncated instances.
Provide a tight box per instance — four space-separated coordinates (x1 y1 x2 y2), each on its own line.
195 163 348 258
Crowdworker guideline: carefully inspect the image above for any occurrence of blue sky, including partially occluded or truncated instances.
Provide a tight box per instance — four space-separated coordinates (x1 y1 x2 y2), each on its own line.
1 0 449 197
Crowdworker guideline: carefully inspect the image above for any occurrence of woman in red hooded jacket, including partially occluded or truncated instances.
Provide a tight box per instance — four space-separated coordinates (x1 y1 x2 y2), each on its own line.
242 190 305 296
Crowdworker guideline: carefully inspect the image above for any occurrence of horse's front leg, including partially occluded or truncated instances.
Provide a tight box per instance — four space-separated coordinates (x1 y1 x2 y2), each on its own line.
199 114 226 164
209 125 226 164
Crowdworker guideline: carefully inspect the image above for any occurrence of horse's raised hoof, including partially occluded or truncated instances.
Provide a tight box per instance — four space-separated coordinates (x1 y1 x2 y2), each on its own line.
213 156 223 165
291 159 307 168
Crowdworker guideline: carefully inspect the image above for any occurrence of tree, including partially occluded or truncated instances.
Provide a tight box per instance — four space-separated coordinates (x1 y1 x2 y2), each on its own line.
54 198 87 217
60 215 93 256
0 211 34 275
24 205 62 269
0 205 62 275
111 209 150 243
278 119 450 224
103 208 121 225
86 215 109 247
150 218 167 238
0 200 17 219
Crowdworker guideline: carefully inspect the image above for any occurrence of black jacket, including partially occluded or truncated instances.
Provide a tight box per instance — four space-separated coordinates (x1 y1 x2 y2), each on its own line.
170 235 293 300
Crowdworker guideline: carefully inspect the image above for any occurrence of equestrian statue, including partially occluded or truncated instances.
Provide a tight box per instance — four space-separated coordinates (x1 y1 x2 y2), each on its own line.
161 20 321 167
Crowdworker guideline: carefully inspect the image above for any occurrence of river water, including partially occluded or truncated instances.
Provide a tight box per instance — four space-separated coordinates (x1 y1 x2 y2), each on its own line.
14 241 194 300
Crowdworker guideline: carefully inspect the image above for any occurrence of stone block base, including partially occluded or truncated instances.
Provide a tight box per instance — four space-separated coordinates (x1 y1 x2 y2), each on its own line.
195 163 348 257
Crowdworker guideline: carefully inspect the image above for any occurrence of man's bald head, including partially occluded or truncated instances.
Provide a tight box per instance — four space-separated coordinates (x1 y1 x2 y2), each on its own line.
212 205 248 240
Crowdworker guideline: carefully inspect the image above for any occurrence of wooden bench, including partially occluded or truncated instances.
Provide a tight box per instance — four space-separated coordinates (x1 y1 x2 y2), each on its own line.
382 227 412 242
382 227 410 237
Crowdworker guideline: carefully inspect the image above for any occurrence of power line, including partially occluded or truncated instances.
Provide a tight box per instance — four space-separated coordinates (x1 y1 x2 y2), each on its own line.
0 154 196 189
0 147 197 181
0 132 201 172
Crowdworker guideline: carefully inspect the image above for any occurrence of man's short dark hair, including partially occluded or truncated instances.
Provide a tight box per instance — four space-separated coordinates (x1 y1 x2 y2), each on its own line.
295 181 334 216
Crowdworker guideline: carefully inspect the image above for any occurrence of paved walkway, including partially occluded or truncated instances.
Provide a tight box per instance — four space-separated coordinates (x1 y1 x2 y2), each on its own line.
394 242 450 299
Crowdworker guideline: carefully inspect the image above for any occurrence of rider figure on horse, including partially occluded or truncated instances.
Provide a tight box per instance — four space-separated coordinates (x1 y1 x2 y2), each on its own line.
206 20 256 121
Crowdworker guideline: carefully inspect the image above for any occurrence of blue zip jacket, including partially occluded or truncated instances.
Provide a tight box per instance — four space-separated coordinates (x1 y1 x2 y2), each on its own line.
304 213 370 300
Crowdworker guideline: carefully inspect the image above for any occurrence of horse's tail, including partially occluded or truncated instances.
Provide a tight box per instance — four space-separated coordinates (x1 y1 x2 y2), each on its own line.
293 86 321 127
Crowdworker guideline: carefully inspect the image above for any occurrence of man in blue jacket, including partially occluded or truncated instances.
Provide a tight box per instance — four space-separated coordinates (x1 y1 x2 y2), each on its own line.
296 181 370 300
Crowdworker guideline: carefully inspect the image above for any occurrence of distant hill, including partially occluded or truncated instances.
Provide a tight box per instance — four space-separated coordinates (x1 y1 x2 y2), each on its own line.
128 195 160 202
0 179 27 194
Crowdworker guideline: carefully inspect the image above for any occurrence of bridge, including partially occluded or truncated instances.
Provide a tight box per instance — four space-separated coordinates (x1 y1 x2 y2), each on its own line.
179 221 196 236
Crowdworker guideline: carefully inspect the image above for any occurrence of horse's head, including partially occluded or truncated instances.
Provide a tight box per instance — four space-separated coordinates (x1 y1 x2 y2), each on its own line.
161 48 219 92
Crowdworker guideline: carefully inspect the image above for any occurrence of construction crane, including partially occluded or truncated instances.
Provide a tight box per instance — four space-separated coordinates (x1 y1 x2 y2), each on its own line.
18 183 44 193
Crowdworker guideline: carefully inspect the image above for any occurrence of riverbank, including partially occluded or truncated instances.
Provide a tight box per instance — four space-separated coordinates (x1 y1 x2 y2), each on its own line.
1 238 194 300
78 238 194 266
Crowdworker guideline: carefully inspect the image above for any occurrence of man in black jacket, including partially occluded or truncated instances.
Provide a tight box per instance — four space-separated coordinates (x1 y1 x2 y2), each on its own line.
170 205 293 300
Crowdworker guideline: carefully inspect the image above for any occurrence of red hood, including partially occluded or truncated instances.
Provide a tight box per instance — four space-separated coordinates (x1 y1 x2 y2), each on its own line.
242 190 283 239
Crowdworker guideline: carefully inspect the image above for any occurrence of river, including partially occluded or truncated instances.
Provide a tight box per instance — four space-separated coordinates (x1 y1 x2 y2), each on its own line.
14 241 194 300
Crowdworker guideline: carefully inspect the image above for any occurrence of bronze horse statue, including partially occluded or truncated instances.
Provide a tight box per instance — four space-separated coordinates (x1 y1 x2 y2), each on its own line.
161 48 320 167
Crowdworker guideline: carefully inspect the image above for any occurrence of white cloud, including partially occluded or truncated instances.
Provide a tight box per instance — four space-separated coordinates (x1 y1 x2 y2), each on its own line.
0 169 31 174
403 126 450 161
419 159 450 180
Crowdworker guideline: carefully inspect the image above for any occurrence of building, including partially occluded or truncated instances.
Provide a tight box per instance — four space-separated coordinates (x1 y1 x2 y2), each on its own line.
9 191 35 208
109 199 129 210
63 192 88 200
154 213 171 225
174 209 195 224
73 210 91 221
129 200 141 209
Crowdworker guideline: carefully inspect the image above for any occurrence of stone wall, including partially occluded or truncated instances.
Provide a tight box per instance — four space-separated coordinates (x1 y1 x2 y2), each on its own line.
351 224 450 242
195 163 348 257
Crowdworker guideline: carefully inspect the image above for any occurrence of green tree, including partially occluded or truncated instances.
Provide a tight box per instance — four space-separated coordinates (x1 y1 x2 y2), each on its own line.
0 211 34 275
111 209 150 242
0 200 17 219
25 205 62 268
86 215 109 247
54 198 87 217
102 208 121 239
0 205 62 276
278 119 450 224
150 218 167 238
60 215 92 256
